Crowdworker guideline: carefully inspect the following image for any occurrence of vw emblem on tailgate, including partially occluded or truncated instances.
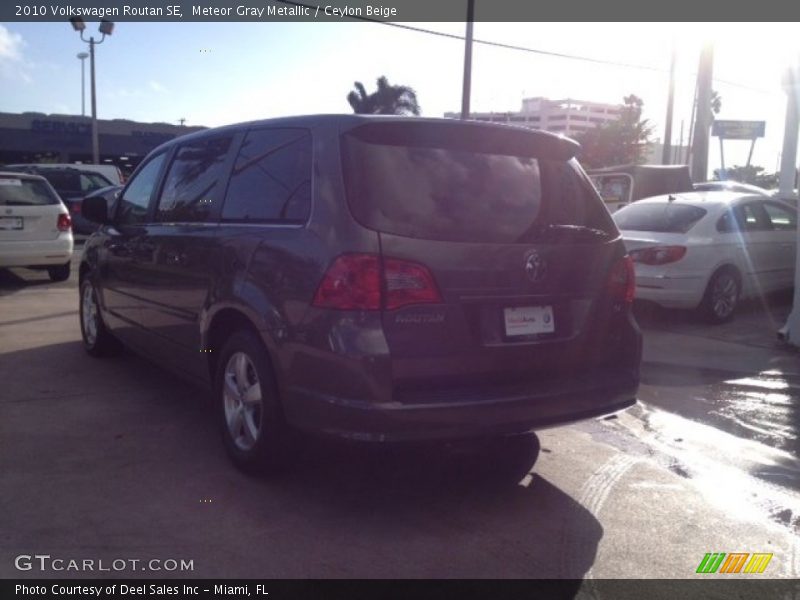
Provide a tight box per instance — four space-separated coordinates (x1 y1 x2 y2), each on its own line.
524 250 547 283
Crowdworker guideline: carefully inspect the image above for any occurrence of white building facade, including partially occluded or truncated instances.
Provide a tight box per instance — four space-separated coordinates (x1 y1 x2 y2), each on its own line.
445 97 622 138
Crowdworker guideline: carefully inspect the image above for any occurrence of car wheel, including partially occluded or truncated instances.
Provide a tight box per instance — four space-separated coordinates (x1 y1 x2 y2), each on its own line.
47 262 71 282
700 268 741 324
215 330 291 475
79 278 121 357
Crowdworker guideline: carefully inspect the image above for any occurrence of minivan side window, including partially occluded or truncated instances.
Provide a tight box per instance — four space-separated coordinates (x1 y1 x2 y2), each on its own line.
157 135 233 223
116 153 167 225
221 128 311 223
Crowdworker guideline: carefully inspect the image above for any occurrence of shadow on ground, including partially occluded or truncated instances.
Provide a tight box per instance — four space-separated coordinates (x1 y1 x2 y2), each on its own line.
1 340 601 581
0 268 54 294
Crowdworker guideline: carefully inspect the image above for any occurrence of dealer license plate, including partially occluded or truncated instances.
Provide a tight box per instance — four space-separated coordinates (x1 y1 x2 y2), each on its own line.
503 305 555 337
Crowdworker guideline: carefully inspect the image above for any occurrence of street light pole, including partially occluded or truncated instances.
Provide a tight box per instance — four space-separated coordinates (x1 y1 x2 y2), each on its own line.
89 36 99 163
77 52 88 117
70 18 114 165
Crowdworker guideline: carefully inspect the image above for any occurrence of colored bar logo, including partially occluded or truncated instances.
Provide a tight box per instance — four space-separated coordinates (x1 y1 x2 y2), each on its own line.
696 553 773 574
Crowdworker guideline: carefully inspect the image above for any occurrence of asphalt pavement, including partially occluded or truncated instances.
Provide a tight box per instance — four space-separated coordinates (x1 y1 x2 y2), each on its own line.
1 245 799 587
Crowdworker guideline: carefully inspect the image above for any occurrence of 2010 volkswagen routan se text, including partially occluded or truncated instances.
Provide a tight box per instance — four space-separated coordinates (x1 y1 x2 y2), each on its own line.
78 115 641 472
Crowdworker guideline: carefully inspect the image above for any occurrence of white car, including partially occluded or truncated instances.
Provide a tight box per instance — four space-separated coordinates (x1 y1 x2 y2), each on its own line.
6 163 124 185
693 181 770 196
0 172 74 281
613 191 797 322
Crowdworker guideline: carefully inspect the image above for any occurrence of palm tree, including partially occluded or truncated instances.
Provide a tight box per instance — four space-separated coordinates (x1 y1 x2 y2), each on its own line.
710 90 722 118
347 76 421 116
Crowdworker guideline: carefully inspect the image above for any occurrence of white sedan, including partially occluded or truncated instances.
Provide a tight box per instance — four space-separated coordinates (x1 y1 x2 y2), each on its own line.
612 191 797 323
0 172 74 281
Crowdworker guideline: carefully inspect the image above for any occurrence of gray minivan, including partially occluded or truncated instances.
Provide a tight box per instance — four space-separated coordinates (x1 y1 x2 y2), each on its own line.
79 115 641 472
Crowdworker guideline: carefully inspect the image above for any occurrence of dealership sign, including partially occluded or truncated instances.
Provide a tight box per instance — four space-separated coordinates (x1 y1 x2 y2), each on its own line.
711 120 765 139
31 119 91 136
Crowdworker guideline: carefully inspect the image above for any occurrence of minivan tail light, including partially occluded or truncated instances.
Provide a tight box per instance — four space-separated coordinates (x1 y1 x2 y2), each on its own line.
311 254 442 311
312 254 381 310
384 258 442 310
57 213 72 232
630 245 687 265
608 255 635 304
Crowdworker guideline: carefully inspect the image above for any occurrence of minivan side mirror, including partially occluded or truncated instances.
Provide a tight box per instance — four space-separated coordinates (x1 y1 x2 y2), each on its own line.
82 195 110 224
82 185 121 224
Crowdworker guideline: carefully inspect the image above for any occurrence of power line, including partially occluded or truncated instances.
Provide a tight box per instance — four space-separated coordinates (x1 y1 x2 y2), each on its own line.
384 22 668 73
382 22 775 96
274 1 776 96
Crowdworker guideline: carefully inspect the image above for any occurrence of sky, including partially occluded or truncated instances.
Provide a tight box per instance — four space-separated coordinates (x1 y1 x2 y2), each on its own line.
1 20 800 175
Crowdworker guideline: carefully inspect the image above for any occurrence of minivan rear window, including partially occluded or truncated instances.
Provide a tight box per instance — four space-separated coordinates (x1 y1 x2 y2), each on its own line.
613 202 707 233
0 178 59 206
341 123 612 244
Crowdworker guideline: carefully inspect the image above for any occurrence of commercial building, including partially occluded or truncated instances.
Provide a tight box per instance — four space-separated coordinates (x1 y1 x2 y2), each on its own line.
447 97 691 166
0 112 204 176
445 97 622 138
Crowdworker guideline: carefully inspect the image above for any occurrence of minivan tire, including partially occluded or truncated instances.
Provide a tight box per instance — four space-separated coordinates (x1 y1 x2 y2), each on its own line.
215 330 291 475
48 262 71 282
699 267 741 324
79 278 122 357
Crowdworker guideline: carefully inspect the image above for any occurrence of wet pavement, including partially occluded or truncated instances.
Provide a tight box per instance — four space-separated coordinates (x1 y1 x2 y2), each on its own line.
635 295 800 471
1 255 799 582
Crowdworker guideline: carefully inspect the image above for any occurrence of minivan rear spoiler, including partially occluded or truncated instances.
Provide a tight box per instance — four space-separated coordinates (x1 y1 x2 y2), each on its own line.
344 120 580 161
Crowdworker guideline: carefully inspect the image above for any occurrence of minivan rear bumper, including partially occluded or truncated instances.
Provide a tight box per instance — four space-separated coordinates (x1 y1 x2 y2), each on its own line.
283 370 638 441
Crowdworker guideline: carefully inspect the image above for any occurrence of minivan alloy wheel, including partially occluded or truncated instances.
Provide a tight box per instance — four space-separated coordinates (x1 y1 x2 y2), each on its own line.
223 352 264 451
81 282 98 346
79 278 121 357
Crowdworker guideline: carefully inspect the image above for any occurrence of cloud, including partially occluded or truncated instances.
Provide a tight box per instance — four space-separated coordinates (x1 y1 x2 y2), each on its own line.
105 81 169 100
0 24 31 83
0 24 23 61
106 87 141 100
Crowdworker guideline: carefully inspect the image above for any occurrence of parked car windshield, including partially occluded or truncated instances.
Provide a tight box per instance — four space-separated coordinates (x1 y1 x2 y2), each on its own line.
0 177 59 206
342 123 613 244
613 202 707 233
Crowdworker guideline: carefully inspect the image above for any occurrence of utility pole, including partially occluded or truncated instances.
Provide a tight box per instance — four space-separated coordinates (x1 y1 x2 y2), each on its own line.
662 45 677 164
690 43 714 182
674 119 685 164
778 59 800 346
685 82 698 166
460 0 475 120
778 63 800 200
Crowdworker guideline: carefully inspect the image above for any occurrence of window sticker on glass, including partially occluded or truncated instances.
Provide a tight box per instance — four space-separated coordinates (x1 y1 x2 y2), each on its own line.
0 179 23 186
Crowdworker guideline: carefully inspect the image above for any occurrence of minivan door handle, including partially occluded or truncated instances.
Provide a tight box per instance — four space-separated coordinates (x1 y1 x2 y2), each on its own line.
163 249 188 266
